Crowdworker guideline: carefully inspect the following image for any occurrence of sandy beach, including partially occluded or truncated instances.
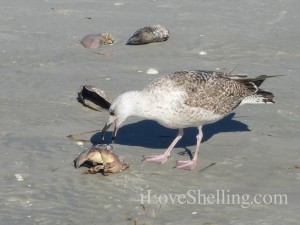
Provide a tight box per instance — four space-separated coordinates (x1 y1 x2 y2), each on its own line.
1 0 300 224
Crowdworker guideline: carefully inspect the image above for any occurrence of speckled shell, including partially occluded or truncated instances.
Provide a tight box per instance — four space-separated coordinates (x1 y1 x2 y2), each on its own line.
126 24 170 45
81 33 114 48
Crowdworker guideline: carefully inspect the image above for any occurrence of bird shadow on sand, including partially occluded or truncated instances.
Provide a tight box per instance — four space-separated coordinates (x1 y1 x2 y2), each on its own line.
91 113 251 150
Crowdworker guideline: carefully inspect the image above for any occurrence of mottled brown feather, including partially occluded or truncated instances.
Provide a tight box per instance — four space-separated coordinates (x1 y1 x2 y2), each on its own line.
145 70 258 115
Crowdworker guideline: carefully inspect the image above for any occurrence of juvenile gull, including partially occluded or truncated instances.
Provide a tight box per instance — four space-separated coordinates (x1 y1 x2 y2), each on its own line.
102 70 277 170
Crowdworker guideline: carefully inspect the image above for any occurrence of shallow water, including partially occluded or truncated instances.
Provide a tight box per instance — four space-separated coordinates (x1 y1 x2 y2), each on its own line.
1 0 300 224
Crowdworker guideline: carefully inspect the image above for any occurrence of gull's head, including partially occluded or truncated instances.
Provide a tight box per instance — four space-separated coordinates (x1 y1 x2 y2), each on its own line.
101 92 136 142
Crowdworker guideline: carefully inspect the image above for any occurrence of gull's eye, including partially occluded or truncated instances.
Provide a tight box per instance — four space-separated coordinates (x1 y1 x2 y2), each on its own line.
109 110 115 116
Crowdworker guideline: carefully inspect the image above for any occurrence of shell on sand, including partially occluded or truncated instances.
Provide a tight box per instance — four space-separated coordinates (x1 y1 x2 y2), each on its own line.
81 33 114 48
126 24 169 45
77 85 111 111
74 144 130 175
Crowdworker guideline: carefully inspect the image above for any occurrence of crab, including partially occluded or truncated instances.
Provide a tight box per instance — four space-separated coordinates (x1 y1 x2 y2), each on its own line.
74 144 129 175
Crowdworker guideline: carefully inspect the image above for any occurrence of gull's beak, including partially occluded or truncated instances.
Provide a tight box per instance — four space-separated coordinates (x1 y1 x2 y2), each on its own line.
101 119 119 143
112 122 119 143
101 122 112 140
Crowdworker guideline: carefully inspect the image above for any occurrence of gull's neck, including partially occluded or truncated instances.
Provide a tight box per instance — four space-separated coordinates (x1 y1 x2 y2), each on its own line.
123 91 156 120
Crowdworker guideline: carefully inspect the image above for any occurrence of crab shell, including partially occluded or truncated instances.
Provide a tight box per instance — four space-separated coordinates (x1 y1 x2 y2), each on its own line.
78 85 111 111
74 144 129 175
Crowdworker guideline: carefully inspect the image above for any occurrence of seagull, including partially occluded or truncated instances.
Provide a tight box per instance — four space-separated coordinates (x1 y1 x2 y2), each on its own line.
101 70 278 170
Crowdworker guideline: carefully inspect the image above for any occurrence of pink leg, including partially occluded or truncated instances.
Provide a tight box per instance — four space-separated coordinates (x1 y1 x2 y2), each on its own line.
143 128 184 164
176 126 203 170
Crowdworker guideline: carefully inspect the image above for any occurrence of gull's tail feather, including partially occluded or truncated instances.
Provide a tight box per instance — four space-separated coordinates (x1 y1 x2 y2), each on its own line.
241 89 275 105
230 75 283 87
236 74 281 105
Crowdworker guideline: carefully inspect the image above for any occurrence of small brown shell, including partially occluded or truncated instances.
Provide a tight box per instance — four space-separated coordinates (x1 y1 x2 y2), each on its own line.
81 33 114 48
74 144 129 175
126 24 169 45
78 85 111 111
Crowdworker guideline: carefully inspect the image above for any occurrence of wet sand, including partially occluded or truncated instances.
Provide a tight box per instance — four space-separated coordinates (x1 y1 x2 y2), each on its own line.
1 0 300 224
